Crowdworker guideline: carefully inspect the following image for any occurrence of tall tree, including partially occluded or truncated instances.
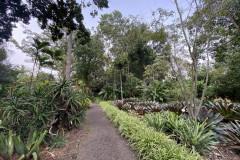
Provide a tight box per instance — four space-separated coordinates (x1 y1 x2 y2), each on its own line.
0 47 18 84
171 0 214 119
74 35 105 87
114 53 129 100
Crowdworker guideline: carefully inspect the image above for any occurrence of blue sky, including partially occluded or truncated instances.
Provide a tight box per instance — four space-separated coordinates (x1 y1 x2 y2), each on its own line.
9 0 187 70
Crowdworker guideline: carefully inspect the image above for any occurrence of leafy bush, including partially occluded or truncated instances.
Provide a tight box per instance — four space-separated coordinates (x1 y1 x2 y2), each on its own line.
146 111 218 153
100 101 201 160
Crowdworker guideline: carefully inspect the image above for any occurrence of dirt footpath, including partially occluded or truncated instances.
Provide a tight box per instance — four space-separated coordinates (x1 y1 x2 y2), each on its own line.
76 103 137 160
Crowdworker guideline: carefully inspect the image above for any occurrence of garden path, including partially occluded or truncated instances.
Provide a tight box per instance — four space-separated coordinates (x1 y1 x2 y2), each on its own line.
76 103 137 160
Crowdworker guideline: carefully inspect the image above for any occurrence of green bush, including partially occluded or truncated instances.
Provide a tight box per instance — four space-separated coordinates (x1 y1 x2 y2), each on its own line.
99 101 201 160
146 112 218 153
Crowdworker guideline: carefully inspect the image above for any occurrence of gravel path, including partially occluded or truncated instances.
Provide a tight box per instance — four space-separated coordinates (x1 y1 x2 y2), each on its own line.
76 103 137 160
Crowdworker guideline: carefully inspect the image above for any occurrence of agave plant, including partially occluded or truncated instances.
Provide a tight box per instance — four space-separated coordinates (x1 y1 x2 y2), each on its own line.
0 130 14 160
49 131 67 151
13 128 47 160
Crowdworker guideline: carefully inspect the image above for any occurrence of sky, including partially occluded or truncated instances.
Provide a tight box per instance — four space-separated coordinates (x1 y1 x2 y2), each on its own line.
8 0 188 71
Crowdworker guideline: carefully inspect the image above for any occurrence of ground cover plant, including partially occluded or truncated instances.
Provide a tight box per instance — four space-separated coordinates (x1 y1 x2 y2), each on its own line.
114 98 240 157
100 101 201 160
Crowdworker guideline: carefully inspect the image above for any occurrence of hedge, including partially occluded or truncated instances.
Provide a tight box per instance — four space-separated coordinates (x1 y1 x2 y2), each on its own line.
99 101 202 160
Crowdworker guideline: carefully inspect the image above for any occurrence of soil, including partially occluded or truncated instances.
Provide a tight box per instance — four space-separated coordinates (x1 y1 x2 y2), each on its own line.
204 144 240 160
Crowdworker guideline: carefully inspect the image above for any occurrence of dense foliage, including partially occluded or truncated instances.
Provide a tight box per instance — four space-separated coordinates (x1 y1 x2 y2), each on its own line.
100 101 201 160
1 0 240 159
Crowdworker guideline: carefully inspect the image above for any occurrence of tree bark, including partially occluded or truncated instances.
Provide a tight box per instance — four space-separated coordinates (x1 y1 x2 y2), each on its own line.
120 70 123 100
29 59 37 90
197 40 211 115
66 32 73 80
113 69 116 101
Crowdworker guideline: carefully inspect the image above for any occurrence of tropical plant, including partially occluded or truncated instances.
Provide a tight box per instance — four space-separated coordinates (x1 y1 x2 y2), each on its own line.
212 102 240 121
49 131 67 151
197 107 224 128
170 118 217 153
1 78 88 139
114 100 123 110
13 128 47 160
145 111 175 133
222 121 240 150
0 130 14 160
163 103 186 114
146 111 218 153
98 85 114 100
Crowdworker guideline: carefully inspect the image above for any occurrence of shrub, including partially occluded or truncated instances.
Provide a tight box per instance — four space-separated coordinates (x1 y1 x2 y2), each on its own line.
100 101 201 160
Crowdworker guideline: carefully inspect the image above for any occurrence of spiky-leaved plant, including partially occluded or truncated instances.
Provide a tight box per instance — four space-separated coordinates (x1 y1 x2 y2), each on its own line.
0 130 14 160
13 128 47 160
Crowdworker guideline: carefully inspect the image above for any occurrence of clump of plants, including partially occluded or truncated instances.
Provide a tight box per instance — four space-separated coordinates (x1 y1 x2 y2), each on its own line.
222 121 240 150
145 111 218 153
114 99 187 115
0 78 90 159
211 102 240 121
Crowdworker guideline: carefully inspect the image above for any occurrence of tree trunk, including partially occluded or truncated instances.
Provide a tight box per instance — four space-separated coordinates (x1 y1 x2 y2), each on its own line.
66 32 73 80
120 70 123 100
29 59 37 90
113 69 116 101
35 64 41 86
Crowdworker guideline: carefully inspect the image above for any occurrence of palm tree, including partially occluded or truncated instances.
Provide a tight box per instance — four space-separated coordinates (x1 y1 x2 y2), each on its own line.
29 38 50 89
